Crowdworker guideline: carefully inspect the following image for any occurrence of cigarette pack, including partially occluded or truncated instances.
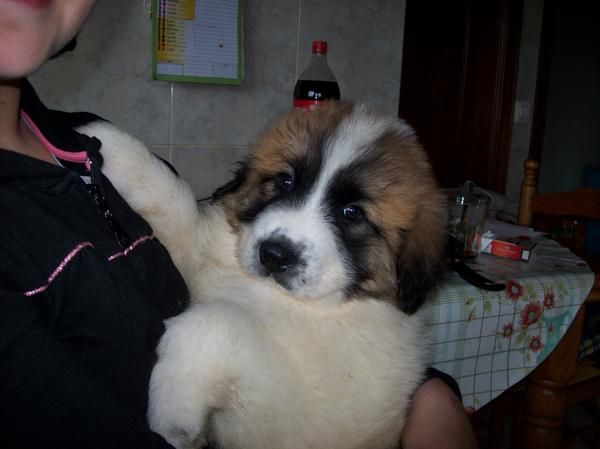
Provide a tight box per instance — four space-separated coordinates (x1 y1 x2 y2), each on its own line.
480 234 537 262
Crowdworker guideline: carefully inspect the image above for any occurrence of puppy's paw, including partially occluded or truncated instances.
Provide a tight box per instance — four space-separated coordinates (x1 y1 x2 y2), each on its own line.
77 122 161 203
148 377 205 449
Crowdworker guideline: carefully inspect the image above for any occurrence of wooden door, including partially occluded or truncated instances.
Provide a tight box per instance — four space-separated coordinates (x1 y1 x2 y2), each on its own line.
399 0 523 192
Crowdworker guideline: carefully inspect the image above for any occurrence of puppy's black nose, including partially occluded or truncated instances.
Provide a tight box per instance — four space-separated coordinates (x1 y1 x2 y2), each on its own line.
259 240 299 273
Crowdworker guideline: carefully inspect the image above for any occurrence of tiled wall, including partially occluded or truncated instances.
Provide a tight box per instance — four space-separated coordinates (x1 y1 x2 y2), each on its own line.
31 0 406 199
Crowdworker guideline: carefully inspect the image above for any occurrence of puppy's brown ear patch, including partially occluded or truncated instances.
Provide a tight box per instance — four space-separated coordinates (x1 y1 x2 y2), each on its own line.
395 195 447 314
211 162 248 202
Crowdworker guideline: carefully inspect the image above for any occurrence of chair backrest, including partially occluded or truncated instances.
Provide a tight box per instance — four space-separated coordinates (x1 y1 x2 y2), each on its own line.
517 159 540 227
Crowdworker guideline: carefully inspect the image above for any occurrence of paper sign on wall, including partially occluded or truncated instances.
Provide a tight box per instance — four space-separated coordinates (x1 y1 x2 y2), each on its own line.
152 0 244 85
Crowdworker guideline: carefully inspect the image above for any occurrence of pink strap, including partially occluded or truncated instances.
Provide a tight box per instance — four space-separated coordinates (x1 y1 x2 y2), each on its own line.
20 110 90 170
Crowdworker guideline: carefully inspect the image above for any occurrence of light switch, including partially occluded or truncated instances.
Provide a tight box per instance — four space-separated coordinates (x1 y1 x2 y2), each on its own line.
513 101 532 124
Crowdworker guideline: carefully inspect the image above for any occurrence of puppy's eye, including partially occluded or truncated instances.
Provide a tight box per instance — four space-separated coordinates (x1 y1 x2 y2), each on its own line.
342 205 363 221
275 173 294 192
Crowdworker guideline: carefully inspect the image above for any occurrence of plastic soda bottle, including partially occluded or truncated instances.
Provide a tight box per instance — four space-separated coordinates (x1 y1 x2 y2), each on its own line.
293 41 341 110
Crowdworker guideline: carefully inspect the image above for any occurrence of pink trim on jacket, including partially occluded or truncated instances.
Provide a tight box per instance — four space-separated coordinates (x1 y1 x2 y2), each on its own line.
107 234 155 261
24 241 95 297
24 235 154 297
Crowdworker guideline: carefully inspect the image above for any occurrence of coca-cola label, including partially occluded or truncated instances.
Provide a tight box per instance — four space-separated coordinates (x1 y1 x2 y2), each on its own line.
293 99 323 110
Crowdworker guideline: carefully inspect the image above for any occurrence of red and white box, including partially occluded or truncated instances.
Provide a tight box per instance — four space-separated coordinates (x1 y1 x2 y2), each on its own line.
480 233 538 262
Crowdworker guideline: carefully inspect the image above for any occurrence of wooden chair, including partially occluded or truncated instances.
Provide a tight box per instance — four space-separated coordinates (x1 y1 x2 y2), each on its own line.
518 159 600 276
517 159 600 448
486 159 600 449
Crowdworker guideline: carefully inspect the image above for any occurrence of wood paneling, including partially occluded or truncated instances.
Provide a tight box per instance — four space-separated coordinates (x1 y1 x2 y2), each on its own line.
399 0 523 192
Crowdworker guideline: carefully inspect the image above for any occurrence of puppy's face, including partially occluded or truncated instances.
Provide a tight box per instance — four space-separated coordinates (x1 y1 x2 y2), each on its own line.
215 102 445 313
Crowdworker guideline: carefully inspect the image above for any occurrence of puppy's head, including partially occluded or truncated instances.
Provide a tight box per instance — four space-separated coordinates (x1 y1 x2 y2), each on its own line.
214 102 445 314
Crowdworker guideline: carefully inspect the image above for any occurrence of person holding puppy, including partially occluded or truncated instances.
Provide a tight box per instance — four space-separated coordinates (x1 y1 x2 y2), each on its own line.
0 1 477 448
0 2 189 448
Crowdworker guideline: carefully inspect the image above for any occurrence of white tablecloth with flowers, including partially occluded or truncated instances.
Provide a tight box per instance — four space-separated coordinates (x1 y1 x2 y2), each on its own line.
424 238 595 410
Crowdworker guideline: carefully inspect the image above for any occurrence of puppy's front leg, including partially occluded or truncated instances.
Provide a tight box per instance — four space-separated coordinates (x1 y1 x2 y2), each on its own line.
148 302 268 449
78 122 200 277
147 308 214 449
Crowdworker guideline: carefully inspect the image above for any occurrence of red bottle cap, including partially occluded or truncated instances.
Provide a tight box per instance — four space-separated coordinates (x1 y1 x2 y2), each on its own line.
312 41 328 54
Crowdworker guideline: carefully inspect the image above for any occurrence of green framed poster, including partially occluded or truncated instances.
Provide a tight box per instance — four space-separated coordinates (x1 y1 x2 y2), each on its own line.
152 0 244 85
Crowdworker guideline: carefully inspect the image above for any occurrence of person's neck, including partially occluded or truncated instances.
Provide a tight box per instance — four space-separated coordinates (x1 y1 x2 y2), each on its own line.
0 78 56 164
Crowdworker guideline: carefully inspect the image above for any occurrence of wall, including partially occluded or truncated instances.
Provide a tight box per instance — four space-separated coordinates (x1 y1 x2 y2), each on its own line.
31 0 406 199
537 1 600 193
505 0 544 206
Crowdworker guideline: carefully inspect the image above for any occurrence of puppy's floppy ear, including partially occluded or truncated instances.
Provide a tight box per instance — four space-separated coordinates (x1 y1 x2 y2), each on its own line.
396 255 444 315
211 161 248 202
395 203 446 315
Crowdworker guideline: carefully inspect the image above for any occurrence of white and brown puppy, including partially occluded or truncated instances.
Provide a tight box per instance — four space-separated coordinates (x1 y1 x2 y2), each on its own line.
90 101 446 449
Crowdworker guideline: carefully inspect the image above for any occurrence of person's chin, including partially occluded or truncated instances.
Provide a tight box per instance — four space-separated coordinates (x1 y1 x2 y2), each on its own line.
0 40 53 79
9 0 54 10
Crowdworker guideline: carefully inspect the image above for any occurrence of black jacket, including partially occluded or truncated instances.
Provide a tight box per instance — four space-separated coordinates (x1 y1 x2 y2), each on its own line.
0 81 189 449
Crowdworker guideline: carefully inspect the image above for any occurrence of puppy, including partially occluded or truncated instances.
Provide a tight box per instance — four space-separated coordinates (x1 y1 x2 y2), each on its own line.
90 101 445 449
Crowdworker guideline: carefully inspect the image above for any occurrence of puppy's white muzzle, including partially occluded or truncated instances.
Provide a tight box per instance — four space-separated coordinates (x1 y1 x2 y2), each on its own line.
240 205 348 301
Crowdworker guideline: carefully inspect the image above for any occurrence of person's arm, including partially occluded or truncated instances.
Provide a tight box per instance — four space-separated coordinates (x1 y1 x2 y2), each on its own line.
0 287 174 449
401 376 479 449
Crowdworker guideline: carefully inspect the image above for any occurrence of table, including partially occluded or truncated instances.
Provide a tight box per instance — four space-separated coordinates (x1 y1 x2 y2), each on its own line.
424 236 595 411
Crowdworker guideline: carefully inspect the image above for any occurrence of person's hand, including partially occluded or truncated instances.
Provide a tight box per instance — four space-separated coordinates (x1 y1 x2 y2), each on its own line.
401 378 479 449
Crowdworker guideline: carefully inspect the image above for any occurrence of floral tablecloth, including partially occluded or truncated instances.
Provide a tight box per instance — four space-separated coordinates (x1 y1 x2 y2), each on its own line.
423 238 595 410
